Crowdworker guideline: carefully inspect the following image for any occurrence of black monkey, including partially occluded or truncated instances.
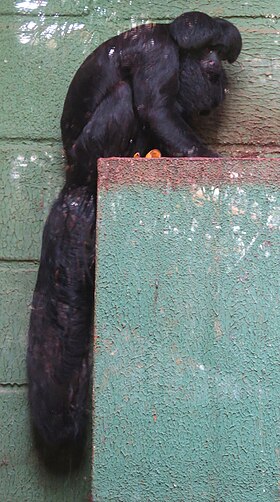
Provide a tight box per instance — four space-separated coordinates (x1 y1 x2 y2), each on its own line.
61 11 242 187
27 12 242 448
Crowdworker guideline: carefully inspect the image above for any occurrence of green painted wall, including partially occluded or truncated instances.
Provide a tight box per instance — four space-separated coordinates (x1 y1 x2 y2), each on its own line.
0 0 279 500
94 158 280 501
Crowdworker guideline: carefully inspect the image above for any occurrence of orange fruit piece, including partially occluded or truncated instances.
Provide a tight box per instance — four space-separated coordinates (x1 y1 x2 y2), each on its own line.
145 149 161 158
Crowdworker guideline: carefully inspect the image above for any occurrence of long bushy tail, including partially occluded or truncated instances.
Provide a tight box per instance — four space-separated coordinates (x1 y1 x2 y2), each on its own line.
27 185 95 446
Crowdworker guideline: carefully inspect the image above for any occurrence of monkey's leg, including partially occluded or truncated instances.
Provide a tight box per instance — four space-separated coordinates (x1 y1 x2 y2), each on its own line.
66 81 150 185
27 185 95 446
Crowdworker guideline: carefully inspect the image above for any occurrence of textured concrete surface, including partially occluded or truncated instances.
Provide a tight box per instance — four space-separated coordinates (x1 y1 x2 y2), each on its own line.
93 158 280 501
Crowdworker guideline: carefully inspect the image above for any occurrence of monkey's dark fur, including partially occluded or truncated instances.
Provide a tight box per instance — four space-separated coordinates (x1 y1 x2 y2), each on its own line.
27 12 242 448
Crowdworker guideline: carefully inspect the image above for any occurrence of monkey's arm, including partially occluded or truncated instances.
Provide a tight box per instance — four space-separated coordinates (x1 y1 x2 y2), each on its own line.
132 49 218 157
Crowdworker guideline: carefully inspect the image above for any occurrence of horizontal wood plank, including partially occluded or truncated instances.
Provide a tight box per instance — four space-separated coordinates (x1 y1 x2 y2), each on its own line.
0 144 63 260
0 390 91 501
0 264 37 384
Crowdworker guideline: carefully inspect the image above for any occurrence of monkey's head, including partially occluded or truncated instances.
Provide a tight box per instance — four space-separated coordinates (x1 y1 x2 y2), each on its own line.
170 12 242 117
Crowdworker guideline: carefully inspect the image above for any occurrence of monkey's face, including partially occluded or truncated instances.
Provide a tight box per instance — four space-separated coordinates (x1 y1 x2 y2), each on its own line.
178 48 227 118
200 48 223 82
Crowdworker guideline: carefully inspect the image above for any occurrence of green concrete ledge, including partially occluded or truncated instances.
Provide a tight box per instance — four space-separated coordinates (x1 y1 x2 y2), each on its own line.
93 157 280 502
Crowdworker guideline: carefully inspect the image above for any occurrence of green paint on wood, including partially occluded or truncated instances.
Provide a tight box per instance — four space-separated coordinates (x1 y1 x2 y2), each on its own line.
0 391 91 502
93 158 280 501
91 0 280 20
1 0 279 17
0 144 63 260
0 0 90 15
0 264 37 384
